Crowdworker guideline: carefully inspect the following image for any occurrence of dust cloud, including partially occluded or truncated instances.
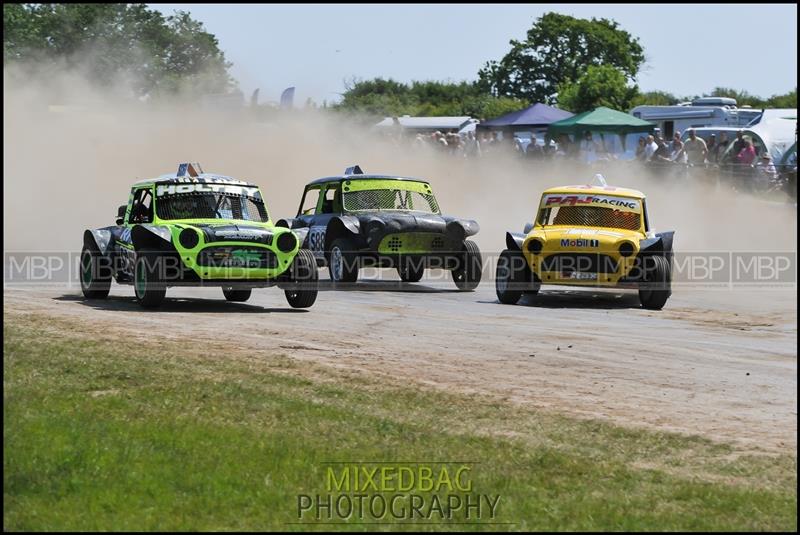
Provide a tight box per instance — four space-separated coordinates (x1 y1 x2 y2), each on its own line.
3 63 796 254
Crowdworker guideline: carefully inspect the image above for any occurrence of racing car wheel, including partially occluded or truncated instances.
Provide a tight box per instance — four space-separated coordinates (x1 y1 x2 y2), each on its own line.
80 245 112 299
134 253 166 308
451 240 482 291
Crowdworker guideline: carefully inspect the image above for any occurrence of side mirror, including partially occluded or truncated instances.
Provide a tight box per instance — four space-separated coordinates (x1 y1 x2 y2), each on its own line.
116 205 126 225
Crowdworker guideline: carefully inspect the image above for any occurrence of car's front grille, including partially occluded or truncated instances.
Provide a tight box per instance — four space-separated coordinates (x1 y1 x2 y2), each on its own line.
378 233 450 254
540 253 619 274
197 246 277 269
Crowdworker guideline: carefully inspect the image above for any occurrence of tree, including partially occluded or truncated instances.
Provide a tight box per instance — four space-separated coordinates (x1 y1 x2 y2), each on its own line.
3 3 41 59
630 90 681 107
556 65 639 113
156 10 234 96
334 77 528 120
477 12 644 105
705 87 765 107
334 77 413 116
3 3 235 97
766 89 796 109
703 87 797 109
472 96 530 121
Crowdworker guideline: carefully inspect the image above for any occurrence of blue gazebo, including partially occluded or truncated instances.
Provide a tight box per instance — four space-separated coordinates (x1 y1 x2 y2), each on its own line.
477 103 574 132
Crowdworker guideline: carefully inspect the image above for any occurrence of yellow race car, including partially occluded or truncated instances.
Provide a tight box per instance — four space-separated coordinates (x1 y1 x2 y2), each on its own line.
496 176 675 310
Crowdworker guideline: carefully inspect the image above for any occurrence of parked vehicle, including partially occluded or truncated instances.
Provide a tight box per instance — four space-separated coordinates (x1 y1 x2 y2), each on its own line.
631 98 760 140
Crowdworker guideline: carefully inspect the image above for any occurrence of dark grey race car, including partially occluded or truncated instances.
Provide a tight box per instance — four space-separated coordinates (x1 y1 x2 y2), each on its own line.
276 166 482 290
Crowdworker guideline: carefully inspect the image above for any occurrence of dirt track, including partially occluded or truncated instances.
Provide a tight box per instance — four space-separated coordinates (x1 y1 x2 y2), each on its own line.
5 274 796 454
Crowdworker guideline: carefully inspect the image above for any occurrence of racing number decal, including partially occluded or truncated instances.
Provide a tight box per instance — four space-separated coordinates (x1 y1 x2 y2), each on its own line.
308 226 326 253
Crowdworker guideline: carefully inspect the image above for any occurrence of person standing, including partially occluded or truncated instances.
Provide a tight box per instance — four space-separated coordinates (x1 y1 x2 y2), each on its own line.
434 131 448 151
552 134 567 158
464 131 481 158
756 152 777 177
705 134 716 161
478 132 491 154
708 132 730 163
736 138 757 165
682 129 708 164
526 134 544 159
754 152 778 190
668 131 679 151
579 131 600 163
653 136 672 163
732 130 746 155
643 135 658 162
669 132 685 162
446 133 463 155
712 132 731 163
635 136 647 161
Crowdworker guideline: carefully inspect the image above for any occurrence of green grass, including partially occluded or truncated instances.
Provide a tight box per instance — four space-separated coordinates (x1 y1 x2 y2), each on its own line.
3 313 796 531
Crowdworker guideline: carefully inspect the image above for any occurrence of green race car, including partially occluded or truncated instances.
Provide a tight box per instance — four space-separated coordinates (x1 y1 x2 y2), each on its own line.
81 163 318 309
277 166 482 289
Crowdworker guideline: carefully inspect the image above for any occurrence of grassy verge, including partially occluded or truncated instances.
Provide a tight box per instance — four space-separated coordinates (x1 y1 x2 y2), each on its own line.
3 312 796 531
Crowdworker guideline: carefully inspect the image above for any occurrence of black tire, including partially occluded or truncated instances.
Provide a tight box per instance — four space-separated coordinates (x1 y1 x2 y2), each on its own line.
328 237 359 284
134 253 166 309
80 245 111 299
638 255 672 310
524 264 542 297
496 249 535 304
524 274 542 296
451 240 482 291
285 249 318 308
397 259 425 283
222 287 252 302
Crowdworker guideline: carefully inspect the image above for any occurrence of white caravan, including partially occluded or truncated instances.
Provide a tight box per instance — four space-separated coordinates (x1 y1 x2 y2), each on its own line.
631 97 760 140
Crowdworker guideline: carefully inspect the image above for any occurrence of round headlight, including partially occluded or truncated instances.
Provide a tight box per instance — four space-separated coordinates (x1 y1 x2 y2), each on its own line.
276 231 297 253
526 239 543 254
179 228 200 249
619 241 635 257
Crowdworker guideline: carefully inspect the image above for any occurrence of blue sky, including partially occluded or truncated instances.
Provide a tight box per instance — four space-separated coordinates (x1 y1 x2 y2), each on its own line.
151 4 797 105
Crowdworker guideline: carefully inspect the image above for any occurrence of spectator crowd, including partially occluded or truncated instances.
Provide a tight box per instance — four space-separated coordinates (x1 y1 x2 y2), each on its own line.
382 126 794 196
400 127 773 167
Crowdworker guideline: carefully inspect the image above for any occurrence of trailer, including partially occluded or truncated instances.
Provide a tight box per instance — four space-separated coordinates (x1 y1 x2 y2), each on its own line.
631 98 759 140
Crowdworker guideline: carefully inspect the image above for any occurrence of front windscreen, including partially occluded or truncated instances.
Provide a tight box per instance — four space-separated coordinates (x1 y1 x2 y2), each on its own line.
538 206 641 231
156 192 269 222
342 189 440 213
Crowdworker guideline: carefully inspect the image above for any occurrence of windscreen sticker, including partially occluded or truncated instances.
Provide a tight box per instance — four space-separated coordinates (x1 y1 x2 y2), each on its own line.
156 184 259 197
564 228 625 237
173 175 249 184
344 179 432 195
213 229 268 240
542 194 640 212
